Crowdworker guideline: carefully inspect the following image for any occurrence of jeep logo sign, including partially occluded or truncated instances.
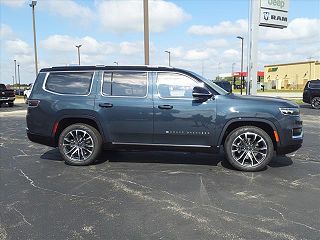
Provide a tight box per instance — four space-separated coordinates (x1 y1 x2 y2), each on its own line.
261 0 289 12
260 0 289 29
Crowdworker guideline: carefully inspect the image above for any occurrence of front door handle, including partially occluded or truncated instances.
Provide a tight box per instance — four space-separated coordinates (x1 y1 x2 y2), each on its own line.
158 105 173 110
99 103 113 108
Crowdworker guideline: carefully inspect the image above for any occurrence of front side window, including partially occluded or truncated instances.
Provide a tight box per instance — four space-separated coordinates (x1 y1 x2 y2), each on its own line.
157 72 206 99
102 72 147 97
45 72 93 95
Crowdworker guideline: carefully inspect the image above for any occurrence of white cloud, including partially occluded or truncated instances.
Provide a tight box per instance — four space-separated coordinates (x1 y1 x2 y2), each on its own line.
205 39 229 48
223 49 240 60
41 35 115 54
261 18 320 42
0 0 27 7
97 0 190 33
44 0 94 23
188 19 247 36
5 39 32 55
120 42 143 55
0 24 14 39
184 49 212 61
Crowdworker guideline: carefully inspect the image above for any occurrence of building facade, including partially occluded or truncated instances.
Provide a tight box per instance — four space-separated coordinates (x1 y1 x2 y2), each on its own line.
264 61 320 90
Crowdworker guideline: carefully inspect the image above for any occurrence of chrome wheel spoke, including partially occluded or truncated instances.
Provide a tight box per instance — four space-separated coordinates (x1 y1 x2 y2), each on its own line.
231 131 268 167
63 129 94 162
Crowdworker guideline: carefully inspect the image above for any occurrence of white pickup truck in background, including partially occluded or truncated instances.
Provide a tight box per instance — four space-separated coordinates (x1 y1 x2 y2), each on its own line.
24 84 33 103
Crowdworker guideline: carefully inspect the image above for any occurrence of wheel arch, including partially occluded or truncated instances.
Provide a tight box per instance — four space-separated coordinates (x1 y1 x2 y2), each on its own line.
53 116 105 147
218 118 279 150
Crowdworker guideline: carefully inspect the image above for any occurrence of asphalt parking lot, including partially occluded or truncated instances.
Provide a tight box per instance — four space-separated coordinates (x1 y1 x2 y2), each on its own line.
0 103 319 240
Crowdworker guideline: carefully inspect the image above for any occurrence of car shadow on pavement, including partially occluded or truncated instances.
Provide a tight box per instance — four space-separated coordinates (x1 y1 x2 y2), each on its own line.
40 148 293 171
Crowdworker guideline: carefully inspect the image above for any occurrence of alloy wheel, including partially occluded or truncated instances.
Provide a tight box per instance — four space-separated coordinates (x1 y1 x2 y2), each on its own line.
62 129 94 162
231 132 268 167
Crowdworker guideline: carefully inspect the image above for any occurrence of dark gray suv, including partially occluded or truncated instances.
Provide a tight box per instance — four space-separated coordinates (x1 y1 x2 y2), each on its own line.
26 66 303 171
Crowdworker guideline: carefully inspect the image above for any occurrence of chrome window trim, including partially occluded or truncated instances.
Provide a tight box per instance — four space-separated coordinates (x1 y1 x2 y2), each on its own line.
155 71 209 100
112 142 211 148
100 70 149 98
42 71 95 96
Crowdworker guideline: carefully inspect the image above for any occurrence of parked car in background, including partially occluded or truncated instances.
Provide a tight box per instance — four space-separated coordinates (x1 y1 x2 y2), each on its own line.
15 89 25 96
213 81 232 93
24 84 33 103
27 65 303 171
303 79 320 109
0 84 15 107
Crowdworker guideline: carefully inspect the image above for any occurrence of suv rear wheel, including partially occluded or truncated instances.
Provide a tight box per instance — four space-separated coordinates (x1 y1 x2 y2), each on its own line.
224 126 274 171
311 97 320 109
58 123 102 166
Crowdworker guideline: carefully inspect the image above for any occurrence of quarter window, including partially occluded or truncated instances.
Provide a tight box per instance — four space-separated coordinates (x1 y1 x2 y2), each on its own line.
45 72 93 95
102 72 147 97
157 72 206 98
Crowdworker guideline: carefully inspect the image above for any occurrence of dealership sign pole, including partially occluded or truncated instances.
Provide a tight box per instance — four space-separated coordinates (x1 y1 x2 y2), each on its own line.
248 0 289 95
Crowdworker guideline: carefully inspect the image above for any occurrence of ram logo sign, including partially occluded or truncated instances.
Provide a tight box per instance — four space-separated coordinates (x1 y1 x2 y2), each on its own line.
259 0 289 29
259 8 288 28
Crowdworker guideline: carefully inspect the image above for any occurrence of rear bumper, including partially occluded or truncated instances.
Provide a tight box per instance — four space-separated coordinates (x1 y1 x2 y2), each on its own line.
26 128 55 147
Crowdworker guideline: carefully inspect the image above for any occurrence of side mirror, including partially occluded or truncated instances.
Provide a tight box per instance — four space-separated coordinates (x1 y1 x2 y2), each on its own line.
192 86 213 101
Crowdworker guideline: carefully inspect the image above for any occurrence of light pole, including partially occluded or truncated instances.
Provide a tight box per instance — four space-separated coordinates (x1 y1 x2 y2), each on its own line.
164 50 171 66
217 62 222 80
114 61 118 66
232 63 236 74
12 76 14 87
143 0 149 65
14 59 17 88
237 36 244 95
17 64 21 92
75 45 82 65
29 0 38 76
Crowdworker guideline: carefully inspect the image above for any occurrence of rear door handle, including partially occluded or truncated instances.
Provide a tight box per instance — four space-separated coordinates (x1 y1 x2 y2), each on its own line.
158 105 173 110
99 103 113 108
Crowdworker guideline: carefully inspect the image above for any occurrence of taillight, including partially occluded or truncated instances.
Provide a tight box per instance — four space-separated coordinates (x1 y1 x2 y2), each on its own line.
28 100 40 107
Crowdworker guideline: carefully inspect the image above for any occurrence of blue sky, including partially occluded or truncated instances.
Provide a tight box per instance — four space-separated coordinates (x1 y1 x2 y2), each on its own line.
1 0 319 84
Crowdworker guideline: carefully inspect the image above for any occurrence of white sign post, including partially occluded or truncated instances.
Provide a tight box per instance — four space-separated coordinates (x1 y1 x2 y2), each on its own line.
247 0 289 95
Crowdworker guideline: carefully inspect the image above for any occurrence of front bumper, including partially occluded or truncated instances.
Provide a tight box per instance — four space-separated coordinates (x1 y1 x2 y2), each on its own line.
276 114 303 155
0 97 15 102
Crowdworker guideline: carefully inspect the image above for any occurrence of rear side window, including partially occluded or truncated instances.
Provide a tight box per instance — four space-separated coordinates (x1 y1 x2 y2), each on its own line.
309 82 320 89
102 72 147 97
45 72 93 95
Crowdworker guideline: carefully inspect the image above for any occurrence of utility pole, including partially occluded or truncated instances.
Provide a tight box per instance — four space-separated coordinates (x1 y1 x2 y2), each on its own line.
143 0 149 65
75 45 82 65
29 1 38 76
17 64 21 92
237 36 244 95
164 50 171 66
247 0 259 95
14 59 17 89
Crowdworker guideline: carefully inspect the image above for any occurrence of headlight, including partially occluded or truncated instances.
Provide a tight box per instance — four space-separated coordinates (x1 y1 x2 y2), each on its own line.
279 108 300 116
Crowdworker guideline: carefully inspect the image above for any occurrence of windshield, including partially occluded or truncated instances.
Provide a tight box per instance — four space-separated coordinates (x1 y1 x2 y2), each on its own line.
187 71 228 95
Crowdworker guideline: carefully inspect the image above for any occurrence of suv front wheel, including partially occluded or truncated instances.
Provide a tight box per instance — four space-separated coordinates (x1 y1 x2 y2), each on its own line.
224 126 274 171
311 97 320 109
58 123 102 166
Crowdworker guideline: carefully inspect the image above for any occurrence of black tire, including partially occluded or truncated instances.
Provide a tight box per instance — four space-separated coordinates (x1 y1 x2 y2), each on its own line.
58 123 102 166
8 102 14 107
311 97 320 109
224 126 274 171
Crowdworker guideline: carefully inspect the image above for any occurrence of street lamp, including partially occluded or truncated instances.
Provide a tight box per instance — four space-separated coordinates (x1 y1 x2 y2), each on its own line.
232 63 236 74
17 64 21 92
75 45 82 65
14 59 17 88
114 61 118 66
237 36 244 95
143 0 149 65
29 0 38 76
164 50 171 66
